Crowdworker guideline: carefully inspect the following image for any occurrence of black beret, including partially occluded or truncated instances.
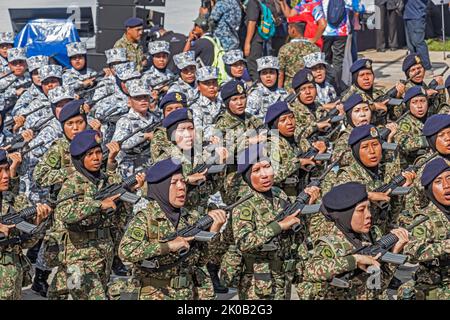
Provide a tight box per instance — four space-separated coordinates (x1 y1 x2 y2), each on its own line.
348 124 380 146
70 130 102 157
402 53 422 72
145 158 183 183
349 59 373 74
344 93 366 113
264 101 292 125
162 108 193 129
292 68 314 90
159 92 187 110
423 114 450 137
403 86 426 104
421 157 450 187
0 150 7 165
59 99 85 123
237 143 269 174
220 80 246 101
124 17 143 28
323 182 368 211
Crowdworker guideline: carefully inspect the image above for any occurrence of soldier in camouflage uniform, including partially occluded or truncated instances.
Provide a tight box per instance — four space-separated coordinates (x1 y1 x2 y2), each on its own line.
113 17 145 72
0 150 52 300
190 66 223 142
246 56 288 119
150 92 187 163
54 130 144 299
401 54 446 116
118 158 226 300
62 42 97 101
222 50 251 86
112 78 159 179
400 158 450 300
92 62 140 143
0 32 13 75
304 52 338 105
231 143 320 299
278 20 320 91
0 48 30 113
168 51 199 105
302 182 409 300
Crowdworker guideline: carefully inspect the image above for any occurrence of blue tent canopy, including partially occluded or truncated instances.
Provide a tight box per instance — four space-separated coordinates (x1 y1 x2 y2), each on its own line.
14 19 80 68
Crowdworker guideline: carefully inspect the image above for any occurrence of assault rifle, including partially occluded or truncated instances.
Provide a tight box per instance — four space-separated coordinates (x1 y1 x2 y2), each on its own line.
0 115 53 149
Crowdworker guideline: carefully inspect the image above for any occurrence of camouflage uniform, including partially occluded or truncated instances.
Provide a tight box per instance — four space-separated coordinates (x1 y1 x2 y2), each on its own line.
0 32 12 74
168 51 199 105
150 126 172 163
0 189 34 300
278 38 320 91
113 34 145 72
209 0 242 51
405 81 447 116
63 42 97 95
142 41 175 89
55 168 127 300
118 201 219 300
232 185 309 299
401 202 450 300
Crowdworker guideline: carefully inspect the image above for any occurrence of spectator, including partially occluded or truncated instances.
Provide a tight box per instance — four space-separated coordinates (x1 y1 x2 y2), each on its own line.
375 0 402 52
209 0 243 51
403 0 432 72
278 0 327 49
184 16 215 66
278 20 320 90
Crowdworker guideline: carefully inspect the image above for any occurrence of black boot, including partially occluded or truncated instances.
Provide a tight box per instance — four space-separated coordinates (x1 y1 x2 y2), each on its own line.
207 263 228 294
26 240 42 264
388 276 403 290
112 256 128 276
31 268 51 297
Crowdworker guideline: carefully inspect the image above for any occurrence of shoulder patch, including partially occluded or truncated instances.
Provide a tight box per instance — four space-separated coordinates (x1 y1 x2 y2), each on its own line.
412 226 426 239
272 150 281 163
130 227 146 241
320 246 335 259
45 153 60 168
400 122 411 132
239 206 253 221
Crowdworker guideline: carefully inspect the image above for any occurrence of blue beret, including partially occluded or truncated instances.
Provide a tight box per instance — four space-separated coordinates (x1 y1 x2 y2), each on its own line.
237 143 269 174
423 114 450 137
349 59 372 74
70 130 102 157
323 182 368 211
421 158 450 187
162 108 193 129
402 53 422 72
348 124 380 146
445 75 450 89
124 17 143 28
264 101 292 125
146 158 183 183
344 94 366 113
0 149 7 165
59 99 85 123
159 92 187 109
292 68 314 90
220 80 246 101
403 86 426 104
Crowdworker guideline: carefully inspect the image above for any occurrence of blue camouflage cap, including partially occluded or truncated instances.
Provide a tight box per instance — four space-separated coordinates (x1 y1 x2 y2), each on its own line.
256 56 279 72
105 48 127 64
403 86 427 104
421 158 450 187
115 62 141 81
124 17 144 28
162 108 193 129
48 86 75 104
344 93 367 113
196 66 218 82
173 51 196 70
66 42 87 57
237 143 270 174
0 32 14 44
423 114 450 137
264 101 292 125
220 80 246 101
349 59 372 74
223 50 246 65
39 65 63 82
402 53 422 73
159 92 187 109
148 40 170 55
145 158 183 183
7 47 27 62
59 99 86 123
70 130 102 157
322 182 368 211
27 55 49 72
303 52 327 69
348 124 380 146
292 68 314 90
126 79 150 97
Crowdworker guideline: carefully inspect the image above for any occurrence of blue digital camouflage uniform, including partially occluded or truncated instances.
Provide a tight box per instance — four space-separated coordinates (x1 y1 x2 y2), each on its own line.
209 0 242 51
142 41 175 89
0 32 13 75
168 51 199 105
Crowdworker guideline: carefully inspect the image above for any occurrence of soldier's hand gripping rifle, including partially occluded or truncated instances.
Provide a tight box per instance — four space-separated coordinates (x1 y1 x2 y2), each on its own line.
429 65 449 90
7 140 45 155
3 103 49 129
1 115 53 149
0 193 81 246
330 215 430 288
374 70 421 106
